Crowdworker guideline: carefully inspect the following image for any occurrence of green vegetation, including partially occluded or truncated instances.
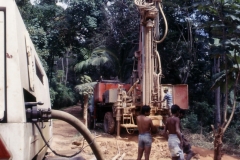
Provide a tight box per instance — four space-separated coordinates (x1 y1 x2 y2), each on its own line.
17 0 240 158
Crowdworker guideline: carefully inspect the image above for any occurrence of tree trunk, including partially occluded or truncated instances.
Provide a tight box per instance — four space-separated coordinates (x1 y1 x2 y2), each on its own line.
65 52 68 86
214 57 221 127
215 87 221 124
65 58 68 86
213 125 224 160
83 95 89 126
49 54 54 85
61 57 64 83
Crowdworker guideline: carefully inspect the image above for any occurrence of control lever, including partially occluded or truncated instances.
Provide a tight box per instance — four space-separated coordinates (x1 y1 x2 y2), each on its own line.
25 101 44 107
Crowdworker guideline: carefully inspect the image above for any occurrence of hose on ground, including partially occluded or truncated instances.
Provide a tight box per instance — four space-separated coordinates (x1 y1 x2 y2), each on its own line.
51 109 104 160
35 122 91 158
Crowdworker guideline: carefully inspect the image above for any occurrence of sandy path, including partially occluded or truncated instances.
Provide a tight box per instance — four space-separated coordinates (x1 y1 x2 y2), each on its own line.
44 106 240 160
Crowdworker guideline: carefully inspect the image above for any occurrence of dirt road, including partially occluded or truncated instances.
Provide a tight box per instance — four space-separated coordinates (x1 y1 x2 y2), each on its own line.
44 106 239 160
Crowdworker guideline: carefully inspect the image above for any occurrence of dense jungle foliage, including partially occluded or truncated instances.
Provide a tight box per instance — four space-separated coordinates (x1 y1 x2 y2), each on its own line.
16 0 240 153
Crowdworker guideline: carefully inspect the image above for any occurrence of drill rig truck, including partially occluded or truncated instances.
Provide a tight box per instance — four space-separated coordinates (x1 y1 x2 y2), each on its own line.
90 0 189 138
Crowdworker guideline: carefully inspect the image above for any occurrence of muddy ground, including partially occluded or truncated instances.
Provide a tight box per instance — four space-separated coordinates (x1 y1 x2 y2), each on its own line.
44 105 240 160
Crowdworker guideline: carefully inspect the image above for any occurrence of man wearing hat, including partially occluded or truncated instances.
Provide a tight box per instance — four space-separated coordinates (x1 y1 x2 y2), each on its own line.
161 87 173 115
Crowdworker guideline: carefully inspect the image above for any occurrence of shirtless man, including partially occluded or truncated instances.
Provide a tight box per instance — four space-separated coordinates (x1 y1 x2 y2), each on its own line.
136 105 154 160
164 104 184 160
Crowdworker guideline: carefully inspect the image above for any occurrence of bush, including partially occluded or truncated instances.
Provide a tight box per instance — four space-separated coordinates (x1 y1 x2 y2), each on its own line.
53 83 75 109
50 87 57 106
224 122 240 146
181 113 200 133
50 76 76 109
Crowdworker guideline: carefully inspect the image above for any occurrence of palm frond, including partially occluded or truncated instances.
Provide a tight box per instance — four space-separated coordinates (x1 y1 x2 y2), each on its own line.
75 82 97 96
74 47 120 74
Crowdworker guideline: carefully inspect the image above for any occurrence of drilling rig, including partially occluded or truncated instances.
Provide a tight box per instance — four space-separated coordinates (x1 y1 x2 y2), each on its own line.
90 0 188 138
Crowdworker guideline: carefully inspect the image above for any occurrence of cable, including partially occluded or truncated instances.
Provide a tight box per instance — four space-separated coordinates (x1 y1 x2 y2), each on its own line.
154 2 168 43
34 122 96 158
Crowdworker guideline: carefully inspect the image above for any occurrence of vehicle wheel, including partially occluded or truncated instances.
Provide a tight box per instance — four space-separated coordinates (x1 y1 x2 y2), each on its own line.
104 112 115 134
87 112 94 129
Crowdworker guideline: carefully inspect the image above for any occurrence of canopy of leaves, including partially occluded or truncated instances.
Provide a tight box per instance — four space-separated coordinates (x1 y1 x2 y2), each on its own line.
17 1 240 149
75 75 96 96
74 47 119 80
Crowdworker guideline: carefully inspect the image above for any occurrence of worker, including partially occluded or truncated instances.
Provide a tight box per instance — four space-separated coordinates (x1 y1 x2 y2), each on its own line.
179 109 195 160
136 105 154 160
163 104 184 160
161 87 173 115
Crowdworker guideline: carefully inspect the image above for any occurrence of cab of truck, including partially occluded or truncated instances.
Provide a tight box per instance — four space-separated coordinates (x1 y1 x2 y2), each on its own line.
0 1 52 159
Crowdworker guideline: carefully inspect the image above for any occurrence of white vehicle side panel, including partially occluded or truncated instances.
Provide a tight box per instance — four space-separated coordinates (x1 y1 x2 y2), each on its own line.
0 11 4 120
0 123 51 160
0 0 52 159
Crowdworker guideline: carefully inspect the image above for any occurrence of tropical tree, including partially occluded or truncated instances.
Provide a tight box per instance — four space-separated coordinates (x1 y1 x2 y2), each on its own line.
101 0 140 81
75 75 96 126
17 0 108 107
158 0 198 85
74 47 119 81
194 0 240 159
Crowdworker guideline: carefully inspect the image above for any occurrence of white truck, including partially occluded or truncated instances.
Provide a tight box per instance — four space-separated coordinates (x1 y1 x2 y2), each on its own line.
0 1 52 159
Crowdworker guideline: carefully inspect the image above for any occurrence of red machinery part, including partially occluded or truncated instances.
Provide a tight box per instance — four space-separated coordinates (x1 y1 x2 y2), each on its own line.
173 84 189 109
0 135 11 159
94 82 131 102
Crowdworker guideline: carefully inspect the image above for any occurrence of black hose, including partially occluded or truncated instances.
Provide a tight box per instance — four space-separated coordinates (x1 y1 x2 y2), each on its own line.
51 109 104 160
35 122 88 158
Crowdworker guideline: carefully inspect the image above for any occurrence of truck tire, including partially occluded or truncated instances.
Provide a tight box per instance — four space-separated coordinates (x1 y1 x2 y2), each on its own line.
104 112 115 134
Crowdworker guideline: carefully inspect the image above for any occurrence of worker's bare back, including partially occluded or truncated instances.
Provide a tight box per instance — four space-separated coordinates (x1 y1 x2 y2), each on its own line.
165 116 181 134
137 115 154 134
